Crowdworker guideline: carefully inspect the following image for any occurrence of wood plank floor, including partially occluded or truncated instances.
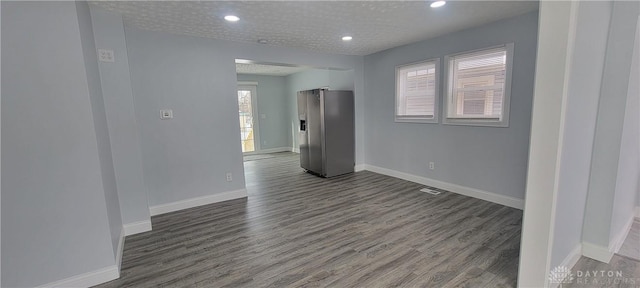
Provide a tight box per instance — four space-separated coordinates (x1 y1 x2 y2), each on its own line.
567 254 640 288
618 219 640 261
94 152 523 287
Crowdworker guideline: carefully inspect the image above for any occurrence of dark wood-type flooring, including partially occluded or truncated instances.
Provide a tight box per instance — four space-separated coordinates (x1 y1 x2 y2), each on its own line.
94 152 523 287
567 254 640 288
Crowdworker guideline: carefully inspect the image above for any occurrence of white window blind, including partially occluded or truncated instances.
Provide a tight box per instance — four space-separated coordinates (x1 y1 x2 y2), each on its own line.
395 60 439 123
444 44 513 127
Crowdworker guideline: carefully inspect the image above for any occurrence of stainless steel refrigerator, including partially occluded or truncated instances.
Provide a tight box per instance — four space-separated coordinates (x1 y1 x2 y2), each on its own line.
298 88 354 177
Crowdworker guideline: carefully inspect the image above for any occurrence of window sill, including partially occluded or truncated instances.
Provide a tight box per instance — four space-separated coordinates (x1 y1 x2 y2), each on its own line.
395 117 439 124
442 118 509 127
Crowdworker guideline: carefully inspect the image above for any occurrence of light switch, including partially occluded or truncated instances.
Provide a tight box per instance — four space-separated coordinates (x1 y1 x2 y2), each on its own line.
160 109 173 120
98 49 115 62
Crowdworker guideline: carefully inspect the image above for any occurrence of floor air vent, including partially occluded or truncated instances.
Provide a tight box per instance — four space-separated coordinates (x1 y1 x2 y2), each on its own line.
420 188 441 195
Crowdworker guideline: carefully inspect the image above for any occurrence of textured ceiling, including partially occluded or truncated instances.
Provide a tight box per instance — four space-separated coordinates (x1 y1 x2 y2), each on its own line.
91 1 539 56
236 63 311 76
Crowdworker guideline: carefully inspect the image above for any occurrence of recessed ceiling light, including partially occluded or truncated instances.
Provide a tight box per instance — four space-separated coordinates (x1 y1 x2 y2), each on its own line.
430 1 446 8
342 36 353 41
224 15 240 22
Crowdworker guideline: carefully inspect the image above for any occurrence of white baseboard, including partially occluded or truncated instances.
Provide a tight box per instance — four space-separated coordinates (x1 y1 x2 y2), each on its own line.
259 147 292 154
36 265 119 288
562 244 583 269
123 220 152 236
149 189 248 216
582 242 613 263
243 147 290 156
116 228 125 272
354 164 365 172
550 244 582 288
610 213 636 254
362 164 524 210
36 229 126 287
291 147 300 153
583 212 634 264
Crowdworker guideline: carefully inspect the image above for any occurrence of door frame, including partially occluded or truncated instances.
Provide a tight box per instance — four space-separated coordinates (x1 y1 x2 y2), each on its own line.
237 82 260 154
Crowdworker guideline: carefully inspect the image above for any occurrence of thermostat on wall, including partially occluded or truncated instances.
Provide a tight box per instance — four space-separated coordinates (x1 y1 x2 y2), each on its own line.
160 109 173 120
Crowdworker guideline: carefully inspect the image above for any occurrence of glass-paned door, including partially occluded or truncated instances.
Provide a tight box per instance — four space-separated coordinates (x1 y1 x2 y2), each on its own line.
237 85 259 153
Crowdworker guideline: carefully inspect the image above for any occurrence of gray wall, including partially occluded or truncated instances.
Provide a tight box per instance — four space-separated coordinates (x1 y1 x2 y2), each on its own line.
124 26 363 207
610 17 640 244
236 74 290 150
583 1 640 247
1 2 116 286
1 2 3 284
90 7 150 226
285 69 355 150
76 0 122 259
125 29 247 206
362 12 538 199
550 1 612 268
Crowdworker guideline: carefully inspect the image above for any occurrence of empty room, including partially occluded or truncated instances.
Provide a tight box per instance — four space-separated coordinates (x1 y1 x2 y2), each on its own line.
2 1 640 287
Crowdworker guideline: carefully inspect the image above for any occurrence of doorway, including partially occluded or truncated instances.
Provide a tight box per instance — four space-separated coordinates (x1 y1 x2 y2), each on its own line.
237 84 259 153
235 60 354 162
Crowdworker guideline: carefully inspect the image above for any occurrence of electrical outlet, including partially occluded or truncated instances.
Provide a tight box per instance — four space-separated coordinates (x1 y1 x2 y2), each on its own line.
429 162 435 170
160 109 173 120
226 172 233 182
98 49 115 62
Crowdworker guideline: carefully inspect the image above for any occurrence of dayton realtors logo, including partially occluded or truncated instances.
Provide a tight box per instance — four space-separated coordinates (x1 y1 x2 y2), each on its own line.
549 266 574 284
549 266 638 286
574 269 637 286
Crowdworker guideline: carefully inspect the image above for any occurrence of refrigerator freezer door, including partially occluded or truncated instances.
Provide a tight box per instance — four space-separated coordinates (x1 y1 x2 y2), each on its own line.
297 91 310 171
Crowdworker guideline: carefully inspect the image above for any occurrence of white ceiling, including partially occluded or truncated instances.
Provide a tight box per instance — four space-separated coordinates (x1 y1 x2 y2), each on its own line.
91 1 539 56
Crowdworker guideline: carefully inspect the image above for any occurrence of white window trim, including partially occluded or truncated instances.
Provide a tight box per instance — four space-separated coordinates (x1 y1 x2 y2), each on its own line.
443 43 514 127
394 58 440 124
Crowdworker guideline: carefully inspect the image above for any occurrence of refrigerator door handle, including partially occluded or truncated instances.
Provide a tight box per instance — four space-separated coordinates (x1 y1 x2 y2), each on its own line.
300 120 306 131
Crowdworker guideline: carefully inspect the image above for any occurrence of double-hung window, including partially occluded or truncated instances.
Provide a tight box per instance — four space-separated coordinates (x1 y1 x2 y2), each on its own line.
444 44 513 127
395 59 439 123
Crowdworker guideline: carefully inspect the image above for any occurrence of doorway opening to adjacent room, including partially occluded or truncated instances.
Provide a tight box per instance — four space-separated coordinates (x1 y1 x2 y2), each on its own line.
235 59 356 188
235 59 354 164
